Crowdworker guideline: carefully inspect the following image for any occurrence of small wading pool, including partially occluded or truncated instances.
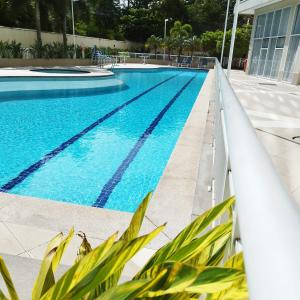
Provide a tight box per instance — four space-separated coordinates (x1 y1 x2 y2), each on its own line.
0 68 207 212
30 68 91 74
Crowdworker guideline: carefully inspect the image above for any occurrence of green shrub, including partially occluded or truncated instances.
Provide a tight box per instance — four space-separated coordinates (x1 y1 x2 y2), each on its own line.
0 40 22 58
0 194 247 299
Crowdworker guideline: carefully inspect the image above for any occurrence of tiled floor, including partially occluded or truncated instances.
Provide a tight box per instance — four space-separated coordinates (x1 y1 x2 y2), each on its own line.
230 70 300 206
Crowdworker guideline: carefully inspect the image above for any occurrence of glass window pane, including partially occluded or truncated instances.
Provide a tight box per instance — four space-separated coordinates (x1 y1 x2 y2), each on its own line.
270 49 283 79
293 5 300 34
262 38 269 48
271 10 282 36
258 49 268 76
249 39 262 75
264 38 276 77
264 12 274 37
283 35 300 81
279 7 291 36
255 14 266 38
276 37 285 48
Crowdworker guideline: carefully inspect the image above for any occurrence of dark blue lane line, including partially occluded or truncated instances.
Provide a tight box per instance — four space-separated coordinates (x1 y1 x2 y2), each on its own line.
0 74 179 192
93 74 197 208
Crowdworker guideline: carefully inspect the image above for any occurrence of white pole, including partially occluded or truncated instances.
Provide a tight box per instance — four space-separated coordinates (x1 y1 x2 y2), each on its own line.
221 0 231 66
227 0 240 78
71 0 76 59
164 19 168 61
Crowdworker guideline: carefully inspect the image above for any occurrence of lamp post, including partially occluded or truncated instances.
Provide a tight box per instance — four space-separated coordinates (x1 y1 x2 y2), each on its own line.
71 0 79 59
227 0 240 78
220 0 231 66
164 18 169 60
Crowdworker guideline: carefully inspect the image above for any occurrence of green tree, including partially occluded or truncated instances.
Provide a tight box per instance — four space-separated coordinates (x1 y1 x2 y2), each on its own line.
145 34 162 56
162 36 176 60
200 24 252 58
51 0 69 53
160 0 188 22
170 20 192 58
121 8 162 42
35 0 42 56
184 35 201 58
188 0 232 35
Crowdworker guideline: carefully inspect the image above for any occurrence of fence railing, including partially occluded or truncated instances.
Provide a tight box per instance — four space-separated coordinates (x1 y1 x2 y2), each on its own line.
213 60 300 299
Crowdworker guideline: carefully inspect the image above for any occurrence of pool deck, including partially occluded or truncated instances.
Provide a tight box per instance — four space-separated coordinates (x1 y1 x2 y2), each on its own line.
229 70 300 207
0 66 113 77
0 63 213 297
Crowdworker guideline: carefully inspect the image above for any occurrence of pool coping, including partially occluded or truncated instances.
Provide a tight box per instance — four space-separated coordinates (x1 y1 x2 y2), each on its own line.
0 66 114 78
0 67 213 261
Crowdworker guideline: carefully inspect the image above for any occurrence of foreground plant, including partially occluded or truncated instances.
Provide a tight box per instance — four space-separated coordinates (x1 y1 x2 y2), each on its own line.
0 194 247 299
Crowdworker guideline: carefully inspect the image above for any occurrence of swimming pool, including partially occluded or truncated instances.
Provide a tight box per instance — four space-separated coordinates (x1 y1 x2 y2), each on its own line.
0 68 207 212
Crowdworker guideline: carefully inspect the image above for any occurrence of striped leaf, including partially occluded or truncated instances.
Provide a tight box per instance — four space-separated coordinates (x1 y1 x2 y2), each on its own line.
136 222 232 281
120 192 152 242
137 197 234 276
206 253 248 300
41 226 164 300
132 263 244 298
0 288 9 300
185 230 231 267
86 192 154 299
0 256 19 300
41 232 118 300
32 228 74 300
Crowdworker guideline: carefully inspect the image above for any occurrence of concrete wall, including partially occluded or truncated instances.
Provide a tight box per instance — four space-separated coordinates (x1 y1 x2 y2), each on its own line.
0 59 91 68
0 26 141 50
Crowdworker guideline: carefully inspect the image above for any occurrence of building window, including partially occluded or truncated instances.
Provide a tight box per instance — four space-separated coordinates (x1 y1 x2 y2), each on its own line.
283 5 300 82
249 7 291 80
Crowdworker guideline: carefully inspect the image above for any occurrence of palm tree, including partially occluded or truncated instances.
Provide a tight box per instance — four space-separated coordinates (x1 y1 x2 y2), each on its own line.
52 0 69 56
184 35 201 59
170 20 192 59
145 35 162 57
162 36 176 61
35 0 42 46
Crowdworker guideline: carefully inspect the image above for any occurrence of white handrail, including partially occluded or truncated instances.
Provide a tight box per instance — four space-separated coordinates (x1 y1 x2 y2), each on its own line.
215 60 300 299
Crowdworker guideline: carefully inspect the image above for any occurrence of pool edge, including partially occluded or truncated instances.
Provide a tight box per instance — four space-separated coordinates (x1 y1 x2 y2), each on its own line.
0 69 213 260
145 69 214 239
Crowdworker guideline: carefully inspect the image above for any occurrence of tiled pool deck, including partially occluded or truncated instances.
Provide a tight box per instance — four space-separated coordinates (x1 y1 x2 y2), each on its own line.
0 64 213 297
230 70 300 206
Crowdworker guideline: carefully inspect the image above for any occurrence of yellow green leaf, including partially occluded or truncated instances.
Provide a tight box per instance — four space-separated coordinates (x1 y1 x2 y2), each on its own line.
207 253 248 300
42 226 164 300
137 197 234 276
120 192 152 242
32 228 74 300
0 256 19 300
90 192 153 297
41 232 118 300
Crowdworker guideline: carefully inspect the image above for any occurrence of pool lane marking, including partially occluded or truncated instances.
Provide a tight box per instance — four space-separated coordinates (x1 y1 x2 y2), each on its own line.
93 74 197 208
0 74 179 192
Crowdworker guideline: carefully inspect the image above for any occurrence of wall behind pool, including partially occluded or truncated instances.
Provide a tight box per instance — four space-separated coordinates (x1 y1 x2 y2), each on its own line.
0 26 142 50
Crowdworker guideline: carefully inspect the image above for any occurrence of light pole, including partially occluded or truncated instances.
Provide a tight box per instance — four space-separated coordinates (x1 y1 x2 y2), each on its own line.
71 0 79 59
164 18 169 60
227 0 240 78
220 0 230 66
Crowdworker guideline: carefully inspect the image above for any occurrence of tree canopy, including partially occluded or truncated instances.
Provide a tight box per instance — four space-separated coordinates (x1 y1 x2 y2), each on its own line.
0 0 251 42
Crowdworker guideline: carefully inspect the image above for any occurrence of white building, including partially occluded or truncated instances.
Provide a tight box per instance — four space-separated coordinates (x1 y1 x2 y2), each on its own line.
237 0 300 84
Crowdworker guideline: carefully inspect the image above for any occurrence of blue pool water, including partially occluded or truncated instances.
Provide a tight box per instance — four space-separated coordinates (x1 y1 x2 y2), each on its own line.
0 68 207 212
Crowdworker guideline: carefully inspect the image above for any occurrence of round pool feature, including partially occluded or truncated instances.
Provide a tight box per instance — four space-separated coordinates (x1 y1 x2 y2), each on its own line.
30 68 91 74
